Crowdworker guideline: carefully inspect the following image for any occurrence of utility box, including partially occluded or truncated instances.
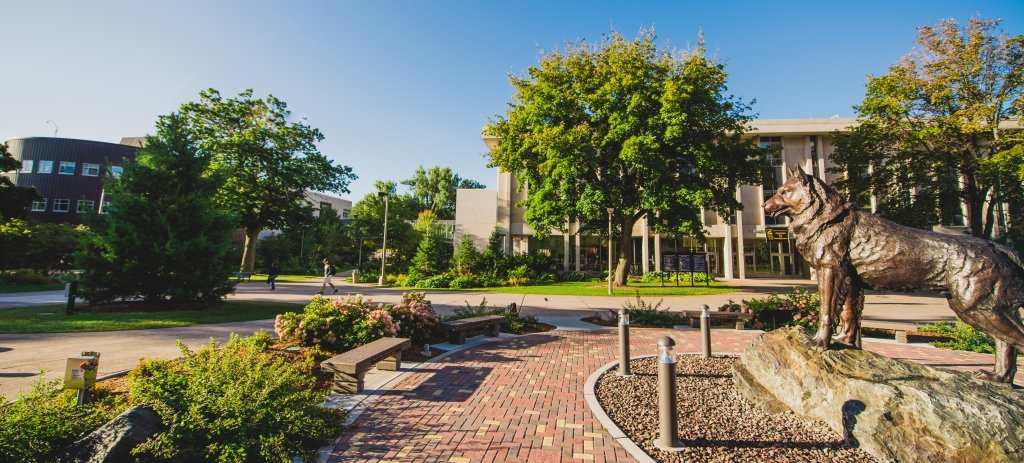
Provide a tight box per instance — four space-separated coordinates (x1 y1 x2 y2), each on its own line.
352 270 360 284
64 352 100 390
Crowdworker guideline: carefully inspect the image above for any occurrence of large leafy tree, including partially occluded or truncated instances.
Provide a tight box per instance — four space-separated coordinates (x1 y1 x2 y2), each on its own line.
830 18 1024 239
0 143 38 220
0 219 85 272
487 30 764 285
79 114 236 303
348 181 420 273
179 89 355 272
401 165 484 219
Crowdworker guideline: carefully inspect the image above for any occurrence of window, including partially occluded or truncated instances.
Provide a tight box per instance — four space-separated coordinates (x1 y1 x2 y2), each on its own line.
31 198 47 211
100 201 113 214
760 137 784 225
77 200 95 213
53 199 70 212
59 161 76 175
109 166 123 178
20 160 33 173
38 160 53 173
82 163 101 177
809 136 820 177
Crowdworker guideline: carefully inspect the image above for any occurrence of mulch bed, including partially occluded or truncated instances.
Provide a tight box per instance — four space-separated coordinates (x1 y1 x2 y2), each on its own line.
596 355 878 463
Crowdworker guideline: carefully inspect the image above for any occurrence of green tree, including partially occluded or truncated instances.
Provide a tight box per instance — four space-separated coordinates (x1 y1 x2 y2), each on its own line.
348 181 420 273
401 165 484 219
830 18 1024 239
0 143 38 220
486 29 764 285
79 114 237 303
409 210 453 279
0 220 85 272
452 237 482 276
179 89 355 272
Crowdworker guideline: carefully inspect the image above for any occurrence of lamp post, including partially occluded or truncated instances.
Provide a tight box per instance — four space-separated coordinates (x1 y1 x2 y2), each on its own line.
607 207 614 295
378 192 389 286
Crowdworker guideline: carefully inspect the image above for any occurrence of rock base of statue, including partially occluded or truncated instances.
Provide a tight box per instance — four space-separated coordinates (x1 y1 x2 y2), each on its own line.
733 327 1024 463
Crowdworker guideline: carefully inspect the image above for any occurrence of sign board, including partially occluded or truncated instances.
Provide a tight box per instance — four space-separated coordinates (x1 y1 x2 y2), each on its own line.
661 253 679 272
678 253 709 273
63 352 99 390
765 227 790 240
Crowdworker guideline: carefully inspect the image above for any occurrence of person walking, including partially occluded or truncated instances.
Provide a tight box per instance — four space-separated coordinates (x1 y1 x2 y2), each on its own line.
266 262 280 290
318 258 338 295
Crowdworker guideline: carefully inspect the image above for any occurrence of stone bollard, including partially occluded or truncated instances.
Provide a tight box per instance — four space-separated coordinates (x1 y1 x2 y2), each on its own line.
655 336 684 451
700 304 712 358
421 343 431 356
619 308 631 376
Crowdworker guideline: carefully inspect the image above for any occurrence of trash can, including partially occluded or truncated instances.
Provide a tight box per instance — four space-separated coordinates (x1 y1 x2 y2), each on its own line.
352 270 360 284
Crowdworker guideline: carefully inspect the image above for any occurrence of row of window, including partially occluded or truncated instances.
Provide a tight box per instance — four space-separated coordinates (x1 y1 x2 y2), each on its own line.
19 160 122 177
30 198 108 213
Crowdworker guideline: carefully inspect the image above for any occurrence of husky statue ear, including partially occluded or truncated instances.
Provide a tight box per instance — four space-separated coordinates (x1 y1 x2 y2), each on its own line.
790 164 809 183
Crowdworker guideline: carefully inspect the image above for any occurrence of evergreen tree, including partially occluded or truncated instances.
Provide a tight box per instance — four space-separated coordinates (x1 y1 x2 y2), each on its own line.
0 143 38 220
79 114 236 303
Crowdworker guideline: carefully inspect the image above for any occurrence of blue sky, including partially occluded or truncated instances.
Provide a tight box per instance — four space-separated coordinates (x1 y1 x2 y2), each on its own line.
2 1 1022 201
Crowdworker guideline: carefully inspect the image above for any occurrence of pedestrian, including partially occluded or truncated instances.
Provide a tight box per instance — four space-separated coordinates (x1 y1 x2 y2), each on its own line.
318 258 338 295
267 262 280 290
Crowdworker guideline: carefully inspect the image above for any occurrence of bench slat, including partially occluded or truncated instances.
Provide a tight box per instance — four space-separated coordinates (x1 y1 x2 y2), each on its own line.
678 310 753 320
322 337 411 374
442 315 505 328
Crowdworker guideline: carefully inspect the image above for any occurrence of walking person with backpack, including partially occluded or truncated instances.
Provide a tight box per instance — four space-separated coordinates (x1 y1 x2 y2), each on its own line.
318 258 339 295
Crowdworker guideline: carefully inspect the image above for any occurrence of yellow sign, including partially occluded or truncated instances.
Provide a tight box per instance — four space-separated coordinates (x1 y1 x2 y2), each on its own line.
765 228 789 240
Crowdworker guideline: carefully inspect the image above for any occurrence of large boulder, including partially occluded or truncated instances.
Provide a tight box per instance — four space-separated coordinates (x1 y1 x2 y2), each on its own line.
733 327 1024 463
60 405 164 463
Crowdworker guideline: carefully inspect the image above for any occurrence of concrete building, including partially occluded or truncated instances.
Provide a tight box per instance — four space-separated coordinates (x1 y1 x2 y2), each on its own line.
455 118 868 280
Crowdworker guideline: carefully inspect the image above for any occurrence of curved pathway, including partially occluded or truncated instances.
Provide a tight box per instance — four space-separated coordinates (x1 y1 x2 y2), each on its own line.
325 328 1021 463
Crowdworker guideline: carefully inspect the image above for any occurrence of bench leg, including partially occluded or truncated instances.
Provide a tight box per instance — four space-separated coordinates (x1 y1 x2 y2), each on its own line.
332 371 365 394
895 330 908 343
689 317 697 328
486 323 500 337
378 351 402 371
735 320 745 330
449 331 466 345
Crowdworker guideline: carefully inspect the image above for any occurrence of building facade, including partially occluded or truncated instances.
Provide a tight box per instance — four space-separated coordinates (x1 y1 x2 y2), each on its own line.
5 137 138 224
455 118 881 280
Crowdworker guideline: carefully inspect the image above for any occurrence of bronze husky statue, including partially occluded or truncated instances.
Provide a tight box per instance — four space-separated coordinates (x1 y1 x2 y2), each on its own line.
763 165 1024 384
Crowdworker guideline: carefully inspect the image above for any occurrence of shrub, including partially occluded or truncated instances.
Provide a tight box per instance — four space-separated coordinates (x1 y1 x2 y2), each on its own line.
918 321 996 354
560 271 591 282
741 288 820 331
448 275 482 289
0 377 126 463
618 291 683 327
0 269 53 285
389 292 439 342
275 295 399 350
643 271 715 284
414 274 452 289
129 334 344 463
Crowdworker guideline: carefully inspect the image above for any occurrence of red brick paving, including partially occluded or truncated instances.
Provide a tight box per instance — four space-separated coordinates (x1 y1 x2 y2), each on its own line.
326 328 1022 462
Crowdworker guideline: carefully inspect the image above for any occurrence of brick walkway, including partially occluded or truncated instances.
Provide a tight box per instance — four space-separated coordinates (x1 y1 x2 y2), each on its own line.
326 328 1022 463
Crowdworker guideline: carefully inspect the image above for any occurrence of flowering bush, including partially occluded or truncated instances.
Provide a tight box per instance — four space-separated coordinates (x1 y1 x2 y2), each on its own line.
742 288 820 331
275 293 436 350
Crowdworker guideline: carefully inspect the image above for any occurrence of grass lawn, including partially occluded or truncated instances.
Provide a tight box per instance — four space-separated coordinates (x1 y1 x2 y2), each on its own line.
411 280 737 297
0 283 66 293
0 300 303 334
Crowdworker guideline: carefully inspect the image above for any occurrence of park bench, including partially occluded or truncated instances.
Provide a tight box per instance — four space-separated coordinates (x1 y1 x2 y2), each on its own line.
320 337 411 393
441 315 505 344
233 271 253 282
861 320 913 343
679 310 753 330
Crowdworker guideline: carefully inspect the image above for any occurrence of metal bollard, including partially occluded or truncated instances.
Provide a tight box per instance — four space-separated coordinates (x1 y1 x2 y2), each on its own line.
618 308 631 376
700 304 712 358
655 336 684 451
421 343 431 356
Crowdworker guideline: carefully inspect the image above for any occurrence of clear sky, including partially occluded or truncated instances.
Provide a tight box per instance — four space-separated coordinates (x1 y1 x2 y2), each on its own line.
2 1 1022 201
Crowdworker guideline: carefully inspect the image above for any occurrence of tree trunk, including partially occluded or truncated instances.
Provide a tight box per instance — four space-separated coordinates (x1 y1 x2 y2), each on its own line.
614 221 633 286
240 227 261 272
964 170 984 238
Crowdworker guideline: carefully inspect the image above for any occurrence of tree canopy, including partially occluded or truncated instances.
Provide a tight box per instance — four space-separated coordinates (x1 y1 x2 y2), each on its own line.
79 114 237 303
486 29 764 284
348 181 420 273
830 18 1024 240
0 143 38 220
401 165 484 219
178 89 356 271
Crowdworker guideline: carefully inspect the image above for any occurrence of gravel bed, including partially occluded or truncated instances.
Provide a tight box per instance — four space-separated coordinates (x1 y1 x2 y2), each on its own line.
595 355 878 463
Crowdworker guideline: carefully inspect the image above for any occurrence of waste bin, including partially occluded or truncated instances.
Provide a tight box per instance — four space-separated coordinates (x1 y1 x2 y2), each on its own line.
352 270 360 284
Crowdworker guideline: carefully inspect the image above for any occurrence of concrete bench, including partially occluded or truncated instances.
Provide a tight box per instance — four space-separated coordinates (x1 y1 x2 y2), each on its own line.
861 320 914 343
320 337 411 393
442 315 505 344
679 310 753 330
233 271 253 282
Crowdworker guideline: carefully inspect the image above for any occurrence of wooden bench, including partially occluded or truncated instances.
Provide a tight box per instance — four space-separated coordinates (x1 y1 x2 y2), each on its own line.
442 315 505 344
233 271 253 282
679 310 754 330
320 337 411 393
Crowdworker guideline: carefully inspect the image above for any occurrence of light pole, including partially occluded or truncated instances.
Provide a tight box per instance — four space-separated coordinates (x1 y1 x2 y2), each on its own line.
607 207 614 295
378 192 390 286
46 119 58 137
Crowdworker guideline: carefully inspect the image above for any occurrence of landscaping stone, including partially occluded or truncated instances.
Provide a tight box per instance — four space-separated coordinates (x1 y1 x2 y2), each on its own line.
733 327 1024 463
61 405 164 463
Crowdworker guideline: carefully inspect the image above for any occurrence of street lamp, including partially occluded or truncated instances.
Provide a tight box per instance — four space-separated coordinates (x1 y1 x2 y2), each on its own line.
607 207 614 295
378 191 390 286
